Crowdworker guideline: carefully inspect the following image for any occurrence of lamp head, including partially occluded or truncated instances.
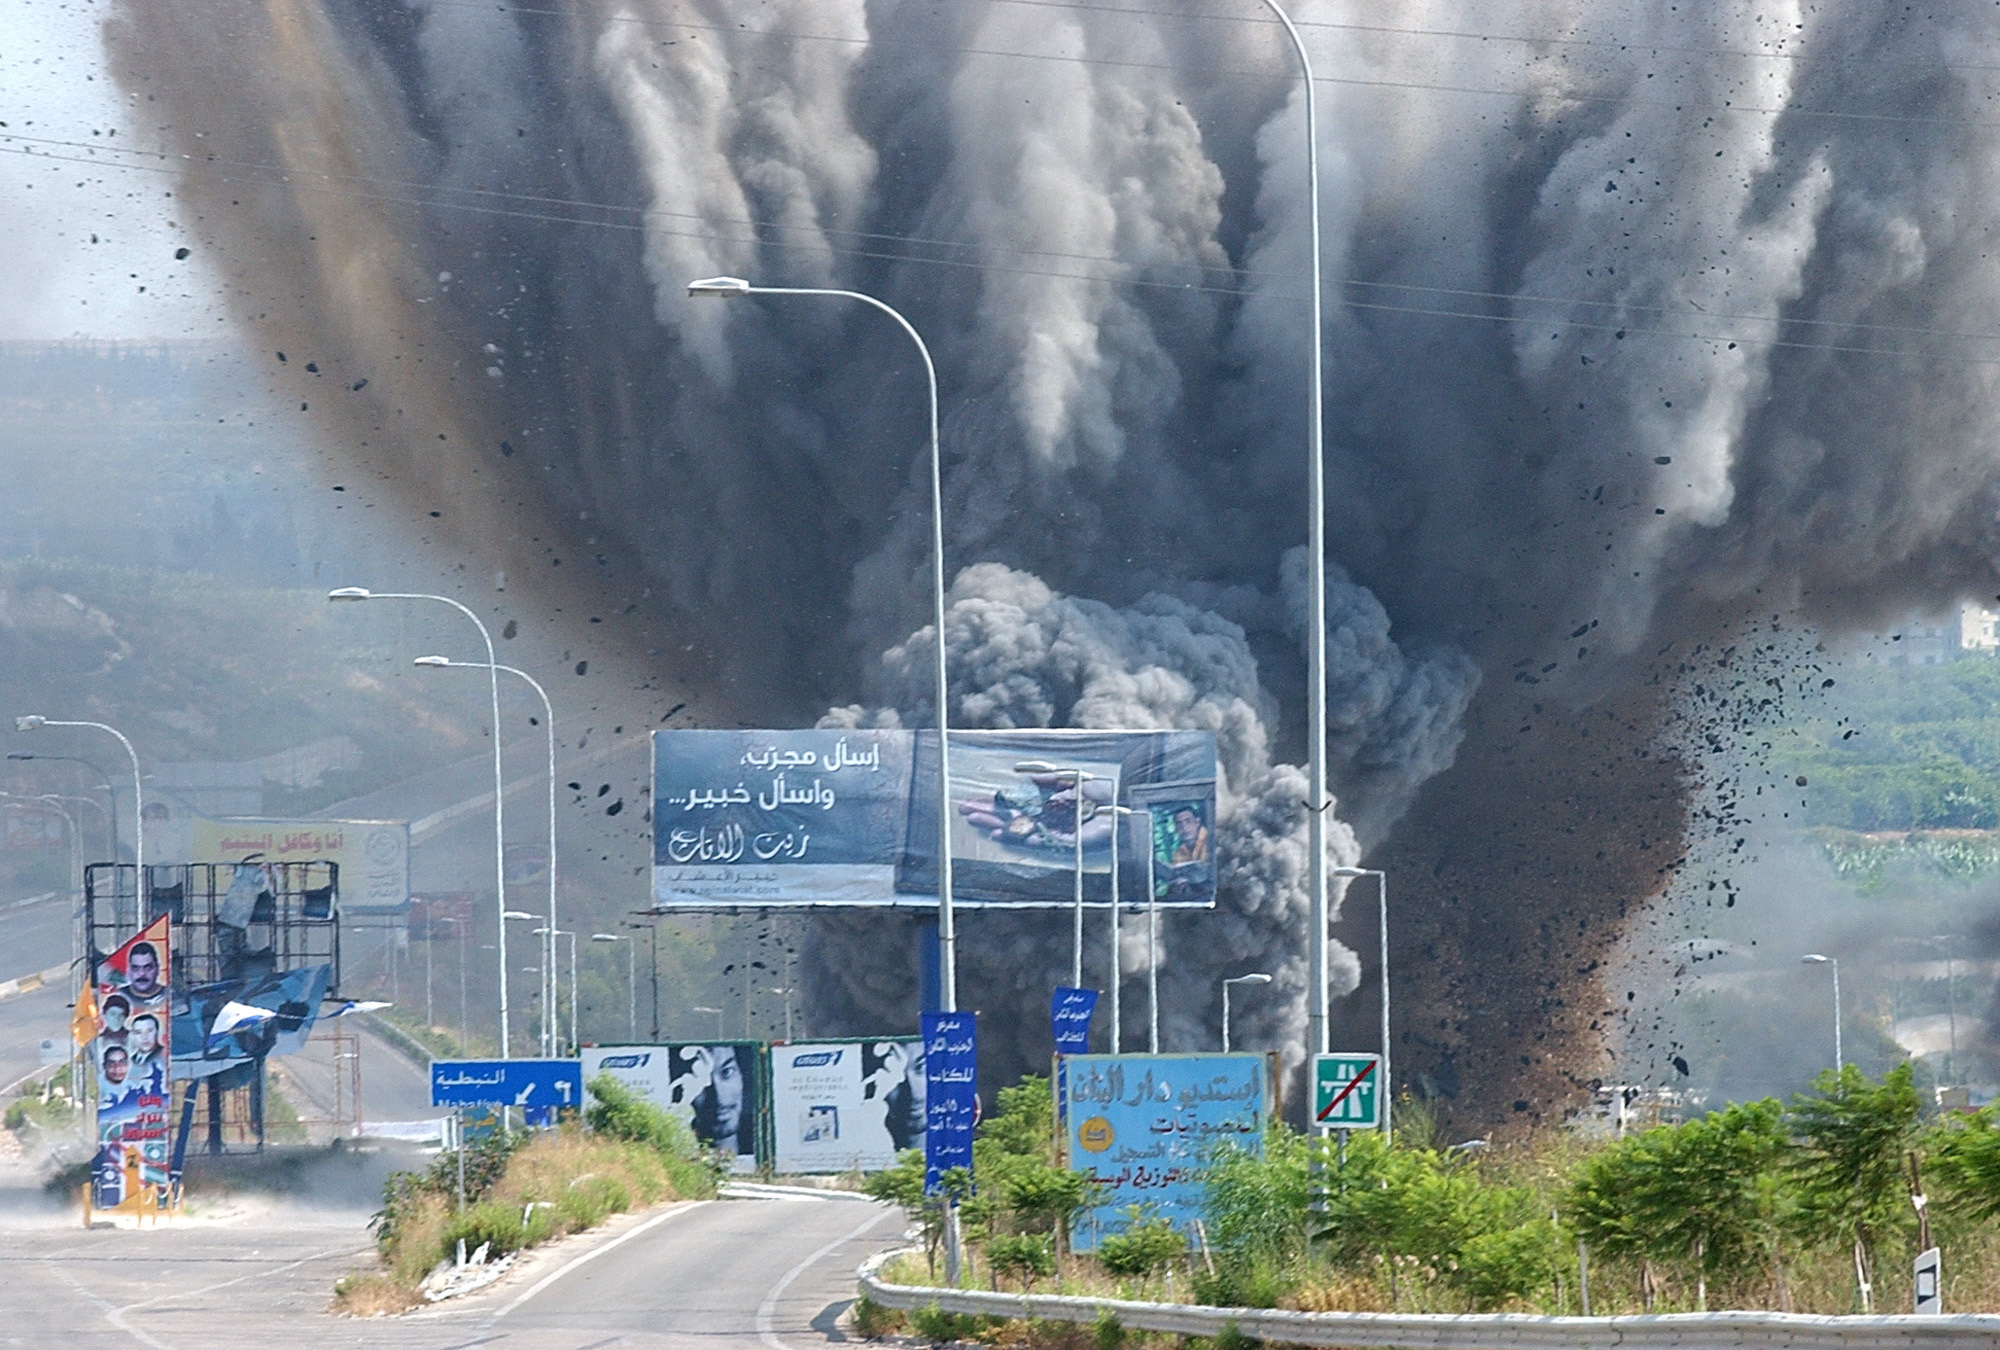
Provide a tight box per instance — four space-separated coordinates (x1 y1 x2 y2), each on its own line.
1801 953 1833 965
1013 760 1059 775
412 655 453 668
590 933 621 943
13 716 45 732
1331 866 1371 878
502 910 537 921
326 587 372 601
687 276 751 297
1236 972 1274 986
5 752 32 760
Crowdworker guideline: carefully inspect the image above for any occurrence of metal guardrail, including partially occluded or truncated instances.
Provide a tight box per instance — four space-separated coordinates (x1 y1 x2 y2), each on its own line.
858 1248 2000 1349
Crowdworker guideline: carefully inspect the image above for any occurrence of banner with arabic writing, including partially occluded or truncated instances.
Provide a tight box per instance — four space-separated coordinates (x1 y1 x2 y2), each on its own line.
1061 1053 1272 1251
651 729 1215 908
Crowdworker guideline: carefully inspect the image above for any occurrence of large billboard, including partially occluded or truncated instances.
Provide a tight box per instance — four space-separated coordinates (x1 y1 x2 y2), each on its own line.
652 729 1215 909
1062 1053 1273 1250
769 1039 926 1174
190 818 409 915
580 1044 763 1174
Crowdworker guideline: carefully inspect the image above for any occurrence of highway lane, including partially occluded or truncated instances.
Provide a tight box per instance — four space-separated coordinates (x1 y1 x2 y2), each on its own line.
0 1176 904 1349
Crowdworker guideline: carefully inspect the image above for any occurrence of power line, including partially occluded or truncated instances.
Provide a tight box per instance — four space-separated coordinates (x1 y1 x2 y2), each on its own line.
15 137 1993 370
457 0 2000 132
16 130 2000 351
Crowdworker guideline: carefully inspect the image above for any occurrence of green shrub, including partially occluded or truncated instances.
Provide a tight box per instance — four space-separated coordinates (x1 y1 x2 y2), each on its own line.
1092 1309 1124 1350
986 1232 1055 1284
1097 1217 1187 1277
1455 1219 1561 1310
909 1300 980 1343
1212 1319 1257 1350
586 1073 693 1152
851 1296 905 1338
1192 1260 1293 1309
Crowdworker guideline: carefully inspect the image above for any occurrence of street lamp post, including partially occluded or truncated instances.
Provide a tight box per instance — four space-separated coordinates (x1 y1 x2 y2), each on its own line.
627 920 663 1041
416 655 559 1058
688 276 957 1015
435 914 470 1050
1243 0 1330 1069
503 910 541 1053
1143 808 1163 1053
766 985 795 1041
1802 953 1842 1071
330 588 513 1057
14 717 143 884
1334 865 1391 1143
537 928 578 1053
1013 762 1099 992
592 933 638 1042
1223 973 1273 1053
1106 804 1135 1054
7 753 120 863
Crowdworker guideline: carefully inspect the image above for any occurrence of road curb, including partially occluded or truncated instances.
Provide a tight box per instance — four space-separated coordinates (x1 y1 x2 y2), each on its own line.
0 964 68 1003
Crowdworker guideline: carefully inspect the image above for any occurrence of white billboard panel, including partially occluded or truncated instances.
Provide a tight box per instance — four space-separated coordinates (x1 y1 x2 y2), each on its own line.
769 1039 925 1174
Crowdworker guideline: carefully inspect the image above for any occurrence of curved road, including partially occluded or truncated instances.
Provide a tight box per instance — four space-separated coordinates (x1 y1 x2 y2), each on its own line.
0 1182 905 1349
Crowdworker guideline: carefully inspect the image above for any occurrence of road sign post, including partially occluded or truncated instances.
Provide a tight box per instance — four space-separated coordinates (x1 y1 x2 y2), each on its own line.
1313 1053 1381 1132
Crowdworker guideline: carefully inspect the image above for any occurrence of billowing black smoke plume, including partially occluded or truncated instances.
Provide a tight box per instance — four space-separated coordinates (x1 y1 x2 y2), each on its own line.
103 0 2000 1121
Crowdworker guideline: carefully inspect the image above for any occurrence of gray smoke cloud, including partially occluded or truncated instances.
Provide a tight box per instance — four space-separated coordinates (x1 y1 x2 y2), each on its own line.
99 0 2000 1110
813 557 1467 1060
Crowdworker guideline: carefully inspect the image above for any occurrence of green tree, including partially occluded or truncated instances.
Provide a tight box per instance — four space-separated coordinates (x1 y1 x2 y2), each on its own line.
1926 1105 2000 1223
1786 1063 1923 1312
1565 1100 1789 1309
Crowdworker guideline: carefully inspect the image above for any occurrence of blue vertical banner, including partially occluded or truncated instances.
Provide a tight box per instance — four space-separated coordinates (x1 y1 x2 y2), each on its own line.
921 1011 978 1195
1051 987 1098 1055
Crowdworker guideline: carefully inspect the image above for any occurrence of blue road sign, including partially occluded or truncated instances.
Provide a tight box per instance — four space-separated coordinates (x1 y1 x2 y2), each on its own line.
1051 987 1097 1055
922 1011 977 1196
431 1059 583 1112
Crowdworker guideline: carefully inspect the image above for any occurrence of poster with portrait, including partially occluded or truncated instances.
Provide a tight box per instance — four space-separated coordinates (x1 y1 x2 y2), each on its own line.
91 917 171 1208
768 1038 926 1174
580 1043 763 1173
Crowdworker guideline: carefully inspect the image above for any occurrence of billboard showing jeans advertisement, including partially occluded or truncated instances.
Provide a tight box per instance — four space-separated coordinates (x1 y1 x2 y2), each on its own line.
1061 1053 1274 1251
580 1043 764 1173
769 1039 926 1174
651 729 1215 909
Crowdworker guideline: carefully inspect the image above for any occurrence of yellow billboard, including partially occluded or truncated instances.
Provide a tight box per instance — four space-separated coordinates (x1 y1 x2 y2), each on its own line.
189 819 409 914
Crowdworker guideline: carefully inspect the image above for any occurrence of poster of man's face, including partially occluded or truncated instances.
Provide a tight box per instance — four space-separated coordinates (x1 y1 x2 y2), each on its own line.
667 1044 757 1159
123 942 163 1002
862 1041 926 1153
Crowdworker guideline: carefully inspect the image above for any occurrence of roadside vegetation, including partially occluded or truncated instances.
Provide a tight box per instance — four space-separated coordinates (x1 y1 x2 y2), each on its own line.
859 1065 2000 1342
333 1074 720 1315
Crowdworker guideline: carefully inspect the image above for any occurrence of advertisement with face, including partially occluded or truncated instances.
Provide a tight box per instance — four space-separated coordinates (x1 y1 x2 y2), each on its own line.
769 1039 925 1174
580 1043 763 1173
92 917 171 1205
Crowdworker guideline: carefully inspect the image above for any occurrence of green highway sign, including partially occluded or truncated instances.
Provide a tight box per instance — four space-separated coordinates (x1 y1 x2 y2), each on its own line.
1313 1053 1381 1130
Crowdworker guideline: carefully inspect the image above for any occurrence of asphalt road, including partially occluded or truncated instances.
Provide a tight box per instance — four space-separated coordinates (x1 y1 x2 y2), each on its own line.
0 1171 904 1349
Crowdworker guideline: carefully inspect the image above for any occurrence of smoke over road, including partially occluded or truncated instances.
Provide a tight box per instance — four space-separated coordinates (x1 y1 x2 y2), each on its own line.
101 0 2000 1123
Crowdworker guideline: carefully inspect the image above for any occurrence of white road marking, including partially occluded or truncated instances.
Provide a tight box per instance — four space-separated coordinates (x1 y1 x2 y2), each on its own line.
756 1205 895 1350
488 1200 701 1320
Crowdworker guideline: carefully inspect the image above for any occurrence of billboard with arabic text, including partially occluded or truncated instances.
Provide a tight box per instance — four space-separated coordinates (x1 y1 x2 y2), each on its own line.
651 729 1215 909
1061 1053 1273 1250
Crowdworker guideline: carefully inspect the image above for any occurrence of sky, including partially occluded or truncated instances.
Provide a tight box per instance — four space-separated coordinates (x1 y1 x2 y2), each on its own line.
0 0 219 340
